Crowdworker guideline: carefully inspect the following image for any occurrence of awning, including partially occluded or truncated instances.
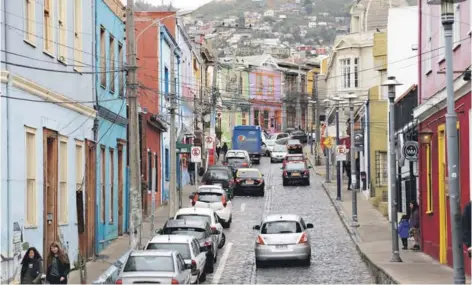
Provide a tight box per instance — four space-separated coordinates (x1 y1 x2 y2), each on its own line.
148 114 168 131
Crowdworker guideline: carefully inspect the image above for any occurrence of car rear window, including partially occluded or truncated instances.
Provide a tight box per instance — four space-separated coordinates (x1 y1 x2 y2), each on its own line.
205 170 230 180
196 192 222 203
163 227 206 239
237 170 260 178
288 140 301 145
146 243 191 259
287 155 304 161
175 214 212 225
273 145 286 152
226 157 245 163
285 163 306 170
123 256 174 272
261 221 302 234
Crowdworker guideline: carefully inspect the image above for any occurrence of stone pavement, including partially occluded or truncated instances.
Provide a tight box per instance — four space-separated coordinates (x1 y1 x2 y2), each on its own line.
68 183 198 284
304 149 471 284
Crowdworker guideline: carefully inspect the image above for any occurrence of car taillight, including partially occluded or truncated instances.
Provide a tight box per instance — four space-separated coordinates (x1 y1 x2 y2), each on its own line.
204 241 211 248
235 178 242 183
256 235 265 245
283 171 288 176
222 195 227 207
298 232 308 244
211 226 216 232
229 179 234 185
256 178 263 183
191 194 198 206
191 259 197 271
171 279 179 284
241 162 248 166
303 170 309 176
115 279 122 284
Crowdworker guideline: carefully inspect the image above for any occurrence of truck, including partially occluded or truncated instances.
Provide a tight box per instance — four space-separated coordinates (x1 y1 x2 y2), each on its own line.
232 125 263 164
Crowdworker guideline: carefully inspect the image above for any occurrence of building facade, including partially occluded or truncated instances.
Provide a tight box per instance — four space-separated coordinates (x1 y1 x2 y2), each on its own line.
1 0 94 280
94 0 128 254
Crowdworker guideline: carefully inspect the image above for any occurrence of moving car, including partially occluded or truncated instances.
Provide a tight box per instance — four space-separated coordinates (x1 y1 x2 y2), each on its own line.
234 168 265 197
189 186 233 229
282 162 311 186
270 144 287 163
159 220 219 273
253 214 314 267
145 235 207 283
116 250 191 284
282 153 306 167
201 166 235 198
224 150 251 175
290 130 308 144
286 139 303 154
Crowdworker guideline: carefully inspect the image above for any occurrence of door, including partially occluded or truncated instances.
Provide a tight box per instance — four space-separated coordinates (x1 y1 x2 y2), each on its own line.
85 140 96 258
437 124 447 264
43 128 58 265
117 144 124 235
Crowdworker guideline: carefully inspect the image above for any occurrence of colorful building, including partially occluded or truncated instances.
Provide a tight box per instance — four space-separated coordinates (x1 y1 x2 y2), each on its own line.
415 0 471 274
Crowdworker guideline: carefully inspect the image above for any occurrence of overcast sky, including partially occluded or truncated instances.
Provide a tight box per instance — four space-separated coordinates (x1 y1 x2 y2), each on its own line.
134 0 213 10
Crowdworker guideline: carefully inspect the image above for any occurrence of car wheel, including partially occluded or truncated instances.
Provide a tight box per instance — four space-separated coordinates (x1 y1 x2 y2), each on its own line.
302 256 311 266
255 259 266 268
218 232 226 248
222 218 230 229
205 255 214 273
199 270 206 283
270 159 273 163
306 179 310 186
259 190 265 197
283 179 288 186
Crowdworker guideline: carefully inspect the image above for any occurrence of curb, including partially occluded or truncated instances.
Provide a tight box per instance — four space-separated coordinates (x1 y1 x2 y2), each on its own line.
92 250 132 284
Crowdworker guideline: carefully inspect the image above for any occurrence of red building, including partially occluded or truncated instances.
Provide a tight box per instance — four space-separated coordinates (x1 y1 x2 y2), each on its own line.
416 0 471 274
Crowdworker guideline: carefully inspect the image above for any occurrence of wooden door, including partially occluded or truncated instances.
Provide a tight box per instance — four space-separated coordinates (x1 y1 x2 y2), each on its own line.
43 129 58 265
85 140 96 258
117 145 124 235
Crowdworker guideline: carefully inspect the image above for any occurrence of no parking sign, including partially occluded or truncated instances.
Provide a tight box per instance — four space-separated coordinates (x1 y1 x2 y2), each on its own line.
191 147 201 163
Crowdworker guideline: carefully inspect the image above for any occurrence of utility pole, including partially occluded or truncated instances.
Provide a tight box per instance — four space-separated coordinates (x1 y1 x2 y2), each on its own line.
125 0 141 250
346 94 358 227
211 62 218 137
296 65 301 129
324 103 330 183
313 72 321 164
169 52 177 218
334 100 341 201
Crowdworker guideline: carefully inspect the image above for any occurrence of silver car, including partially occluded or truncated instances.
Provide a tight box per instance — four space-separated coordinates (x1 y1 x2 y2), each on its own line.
253 214 314 267
116 250 191 284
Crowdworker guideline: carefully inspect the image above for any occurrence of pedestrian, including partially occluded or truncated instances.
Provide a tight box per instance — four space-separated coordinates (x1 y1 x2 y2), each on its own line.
188 160 195 185
344 160 352 190
221 142 228 160
462 200 471 258
409 201 420 250
398 215 410 250
216 142 221 161
20 247 43 284
46 242 70 284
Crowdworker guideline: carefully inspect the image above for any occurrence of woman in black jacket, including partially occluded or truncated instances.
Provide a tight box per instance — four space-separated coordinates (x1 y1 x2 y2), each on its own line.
20 247 43 284
409 201 420 250
46 242 70 284
462 200 471 257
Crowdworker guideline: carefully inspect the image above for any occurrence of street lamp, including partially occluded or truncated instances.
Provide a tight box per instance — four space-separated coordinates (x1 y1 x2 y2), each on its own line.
309 100 316 155
419 128 434 145
427 0 466 282
331 96 343 201
323 98 332 183
382 76 402 263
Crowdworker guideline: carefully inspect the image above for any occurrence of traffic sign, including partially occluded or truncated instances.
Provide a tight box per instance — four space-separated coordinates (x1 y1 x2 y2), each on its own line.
403 141 419 161
205 136 214 149
336 144 348 161
323 136 334 149
191 146 202 163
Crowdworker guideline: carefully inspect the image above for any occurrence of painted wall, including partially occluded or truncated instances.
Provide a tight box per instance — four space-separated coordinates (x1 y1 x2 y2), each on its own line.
1 0 93 281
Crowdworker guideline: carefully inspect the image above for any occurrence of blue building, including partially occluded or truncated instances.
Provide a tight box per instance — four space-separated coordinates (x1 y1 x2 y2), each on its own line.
1 0 94 281
94 0 128 254
159 24 181 203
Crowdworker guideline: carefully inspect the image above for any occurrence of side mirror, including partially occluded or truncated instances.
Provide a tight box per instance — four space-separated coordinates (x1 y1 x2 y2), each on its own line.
253 225 260 230
306 223 314 229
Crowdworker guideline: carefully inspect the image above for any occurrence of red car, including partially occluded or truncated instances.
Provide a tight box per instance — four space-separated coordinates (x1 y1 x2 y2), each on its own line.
282 153 306 168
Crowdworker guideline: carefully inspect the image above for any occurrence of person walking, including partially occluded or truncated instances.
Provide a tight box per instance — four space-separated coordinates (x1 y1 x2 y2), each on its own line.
462 200 471 257
409 201 420 250
20 247 43 284
188 160 195 185
216 141 221 161
46 242 70 284
398 215 411 250
344 160 352 190
222 142 228 160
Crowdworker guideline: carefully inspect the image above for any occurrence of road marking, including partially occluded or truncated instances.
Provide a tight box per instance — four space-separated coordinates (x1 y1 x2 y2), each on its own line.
212 242 233 284
240 203 246 212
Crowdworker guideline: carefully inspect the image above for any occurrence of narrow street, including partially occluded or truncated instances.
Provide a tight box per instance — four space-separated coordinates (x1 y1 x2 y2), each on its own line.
205 156 374 284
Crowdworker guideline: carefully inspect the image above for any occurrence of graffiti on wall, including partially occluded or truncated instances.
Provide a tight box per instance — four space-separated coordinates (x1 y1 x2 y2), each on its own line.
0 221 29 284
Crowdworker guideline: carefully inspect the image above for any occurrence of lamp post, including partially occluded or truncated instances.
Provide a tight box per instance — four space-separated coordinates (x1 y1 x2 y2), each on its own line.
419 128 434 145
331 96 343 201
382 76 402 263
323 99 331 183
344 93 359 227
309 100 316 155
427 0 465 282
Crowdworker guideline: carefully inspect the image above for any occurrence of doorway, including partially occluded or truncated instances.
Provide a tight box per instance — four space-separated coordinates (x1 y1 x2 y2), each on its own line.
43 128 58 265
117 143 124 235
85 140 96 258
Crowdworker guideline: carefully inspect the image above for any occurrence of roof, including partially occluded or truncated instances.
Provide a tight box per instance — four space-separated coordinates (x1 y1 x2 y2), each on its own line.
148 235 194 244
355 0 409 31
164 219 209 228
130 250 175 257
263 214 301 222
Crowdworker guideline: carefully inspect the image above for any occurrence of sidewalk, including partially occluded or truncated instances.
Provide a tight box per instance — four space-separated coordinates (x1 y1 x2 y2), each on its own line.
68 184 197 284
305 150 471 284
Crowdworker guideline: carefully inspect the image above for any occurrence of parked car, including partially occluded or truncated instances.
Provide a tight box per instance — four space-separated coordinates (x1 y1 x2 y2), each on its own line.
290 130 308 144
253 214 314 267
174 207 226 248
265 139 276 156
115 250 191 284
158 219 219 273
285 128 297 134
224 150 251 174
145 235 207 284
189 186 233 229
234 168 265 197
282 153 306 167
201 166 235 198
286 139 303 154
282 162 311 186
270 144 287 163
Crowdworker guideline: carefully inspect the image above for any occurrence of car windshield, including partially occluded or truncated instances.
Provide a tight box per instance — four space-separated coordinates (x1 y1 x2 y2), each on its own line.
273 145 286 152
288 140 301 145
285 163 306 171
196 192 222 203
146 243 191 259
261 221 303 234
163 227 206 239
123 256 174 272
175 214 212 225
287 155 304 161
205 170 230 180
227 151 246 157
237 170 260 178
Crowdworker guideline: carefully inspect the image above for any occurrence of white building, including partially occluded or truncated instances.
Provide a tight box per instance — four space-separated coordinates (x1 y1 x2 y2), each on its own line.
308 22 317 28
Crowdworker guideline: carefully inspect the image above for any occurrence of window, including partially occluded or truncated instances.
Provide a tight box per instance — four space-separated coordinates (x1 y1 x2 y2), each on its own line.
242 112 247 125
25 127 37 226
424 8 432 73
100 27 106 86
438 15 445 60
59 138 68 224
425 143 432 213
165 148 170 181
164 67 169 95
267 76 275 96
25 0 36 44
375 151 388 185
453 4 460 48
57 0 66 62
354 58 359 88
340 58 351 89
109 35 116 93
254 109 260 125
263 110 270 129
109 148 114 223
256 74 263 96
73 0 82 71
43 0 53 53
118 43 124 96
100 146 106 223
148 150 152 191
154 154 158 192
75 141 83 192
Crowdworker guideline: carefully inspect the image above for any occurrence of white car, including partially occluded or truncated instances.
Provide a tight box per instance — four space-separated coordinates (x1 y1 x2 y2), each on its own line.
145 235 208 284
190 185 233 228
270 144 288 163
226 149 250 162
265 139 276 156
175 207 226 249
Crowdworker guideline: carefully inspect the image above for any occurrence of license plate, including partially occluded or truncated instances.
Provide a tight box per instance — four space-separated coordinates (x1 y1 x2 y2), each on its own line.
275 245 288 250
246 180 254 185
292 173 300 177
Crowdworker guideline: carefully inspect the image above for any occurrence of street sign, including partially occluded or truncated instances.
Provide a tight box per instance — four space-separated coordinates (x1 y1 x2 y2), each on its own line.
323 136 334 149
403 141 419 161
205 135 214 149
336 144 348 161
191 146 202 163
